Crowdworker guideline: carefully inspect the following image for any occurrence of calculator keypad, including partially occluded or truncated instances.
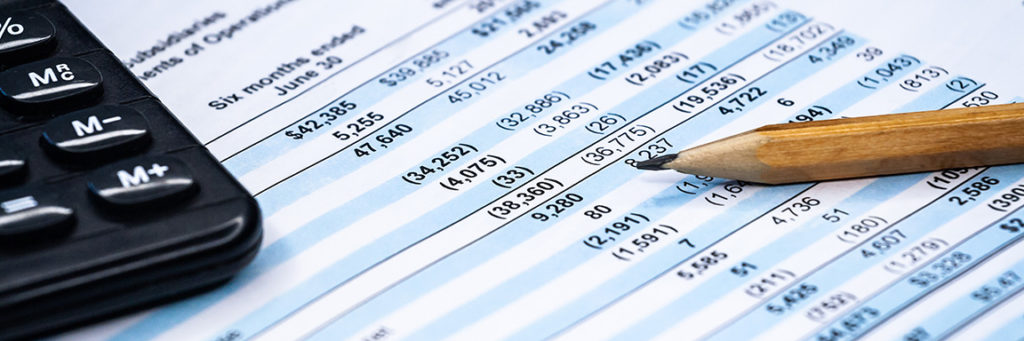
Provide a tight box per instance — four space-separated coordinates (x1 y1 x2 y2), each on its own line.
0 1 261 339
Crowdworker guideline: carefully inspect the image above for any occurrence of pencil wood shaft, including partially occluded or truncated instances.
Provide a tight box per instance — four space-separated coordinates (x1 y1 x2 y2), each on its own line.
659 102 1024 184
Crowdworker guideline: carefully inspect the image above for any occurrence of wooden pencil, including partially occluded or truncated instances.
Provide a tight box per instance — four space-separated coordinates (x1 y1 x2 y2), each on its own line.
635 102 1024 184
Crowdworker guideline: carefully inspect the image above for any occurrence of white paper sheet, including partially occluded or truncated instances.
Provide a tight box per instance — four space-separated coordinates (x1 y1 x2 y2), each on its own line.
58 0 1024 339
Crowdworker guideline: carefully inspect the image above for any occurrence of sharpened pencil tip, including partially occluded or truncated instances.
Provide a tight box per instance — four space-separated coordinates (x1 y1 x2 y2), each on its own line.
635 154 678 171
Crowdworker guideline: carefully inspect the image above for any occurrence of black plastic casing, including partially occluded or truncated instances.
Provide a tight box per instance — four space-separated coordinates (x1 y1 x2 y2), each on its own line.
0 1 262 339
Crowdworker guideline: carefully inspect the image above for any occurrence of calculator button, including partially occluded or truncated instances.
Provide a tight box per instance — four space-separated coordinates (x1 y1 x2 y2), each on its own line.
41 105 150 160
87 156 196 207
0 189 74 241
0 56 102 110
0 12 56 64
0 146 26 186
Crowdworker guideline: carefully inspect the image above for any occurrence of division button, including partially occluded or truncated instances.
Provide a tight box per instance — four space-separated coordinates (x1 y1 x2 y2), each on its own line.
0 144 26 186
41 105 150 161
0 12 56 64
0 188 74 241
0 56 102 111
87 156 196 207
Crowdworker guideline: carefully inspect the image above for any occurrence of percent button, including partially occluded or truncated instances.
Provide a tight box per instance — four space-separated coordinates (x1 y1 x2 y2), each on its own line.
0 12 55 64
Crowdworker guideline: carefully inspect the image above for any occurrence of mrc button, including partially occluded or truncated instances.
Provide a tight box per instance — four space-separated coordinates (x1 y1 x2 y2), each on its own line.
0 57 102 111
42 105 151 161
0 188 74 241
0 13 56 64
87 156 196 207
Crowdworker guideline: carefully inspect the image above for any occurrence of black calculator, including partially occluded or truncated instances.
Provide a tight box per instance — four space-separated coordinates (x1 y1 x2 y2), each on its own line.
0 0 262 339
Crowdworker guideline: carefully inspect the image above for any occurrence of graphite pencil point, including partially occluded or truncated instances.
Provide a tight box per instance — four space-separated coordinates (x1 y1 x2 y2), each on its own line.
635 154 678 171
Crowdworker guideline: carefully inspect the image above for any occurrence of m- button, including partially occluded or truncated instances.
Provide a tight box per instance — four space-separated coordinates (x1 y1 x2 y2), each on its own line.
87 156 196 207
42 105 151 161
